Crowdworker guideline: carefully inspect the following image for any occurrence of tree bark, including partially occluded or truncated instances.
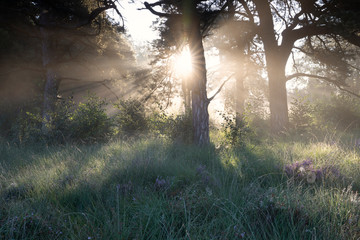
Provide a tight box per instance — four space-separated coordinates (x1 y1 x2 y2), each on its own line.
184 1 210 146
189 30 210 146
254 0 289 133
266 54 289 133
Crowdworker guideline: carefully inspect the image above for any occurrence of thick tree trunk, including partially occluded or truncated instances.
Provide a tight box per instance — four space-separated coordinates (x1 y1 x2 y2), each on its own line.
184 2 210 146
189 32 209 146
267 57 289 133
254 0 289 133
40 12 60 134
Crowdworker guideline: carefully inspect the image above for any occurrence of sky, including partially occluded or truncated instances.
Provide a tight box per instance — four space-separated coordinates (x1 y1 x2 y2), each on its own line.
111 1 159 44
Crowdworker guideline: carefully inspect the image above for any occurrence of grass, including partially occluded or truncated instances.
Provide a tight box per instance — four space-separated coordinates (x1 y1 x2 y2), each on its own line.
0 134 359 239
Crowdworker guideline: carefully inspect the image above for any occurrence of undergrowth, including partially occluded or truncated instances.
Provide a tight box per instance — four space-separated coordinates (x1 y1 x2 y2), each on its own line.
0 134 359 239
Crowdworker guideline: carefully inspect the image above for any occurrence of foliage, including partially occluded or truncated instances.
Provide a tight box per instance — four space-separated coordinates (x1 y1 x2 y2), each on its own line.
69 95 112 142
113 98 148 136
9 95 112 144
289 95 314 134
220 112 252 147
284 158 342 184
148 111 193 144
314 94 360 131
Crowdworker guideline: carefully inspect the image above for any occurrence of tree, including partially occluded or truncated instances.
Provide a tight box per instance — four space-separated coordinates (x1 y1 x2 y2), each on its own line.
230 0 360 133
0 0 129 133
143 0 229 145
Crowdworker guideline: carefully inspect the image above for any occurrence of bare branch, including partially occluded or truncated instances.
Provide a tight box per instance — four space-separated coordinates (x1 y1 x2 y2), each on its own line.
238 0 254 23
60 77 120 100
286 72 360 98
143 1 175 17
285 72 343 84
270 2 288 26
208 73 235 102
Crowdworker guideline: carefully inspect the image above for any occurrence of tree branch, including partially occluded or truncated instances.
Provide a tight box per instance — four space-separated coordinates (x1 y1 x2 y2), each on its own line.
143 2 175 17
238 0 254 24
282 25 332 48
286 72 360 98
60 77 120 100
341 32 360 47
285 72 344 85
208 73 234 102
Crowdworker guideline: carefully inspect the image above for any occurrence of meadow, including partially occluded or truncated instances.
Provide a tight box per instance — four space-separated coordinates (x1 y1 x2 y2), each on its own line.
0 132 359 240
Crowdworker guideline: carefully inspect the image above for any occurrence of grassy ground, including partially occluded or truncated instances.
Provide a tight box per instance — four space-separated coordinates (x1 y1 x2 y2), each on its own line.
0 134 359 239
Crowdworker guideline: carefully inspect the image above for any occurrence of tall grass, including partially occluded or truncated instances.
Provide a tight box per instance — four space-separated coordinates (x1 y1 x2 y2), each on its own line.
0 134 359 239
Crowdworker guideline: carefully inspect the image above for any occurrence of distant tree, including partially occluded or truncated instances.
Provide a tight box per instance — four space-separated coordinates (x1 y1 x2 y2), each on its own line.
0 0 133 134
230 0 360 133
207 0 261 126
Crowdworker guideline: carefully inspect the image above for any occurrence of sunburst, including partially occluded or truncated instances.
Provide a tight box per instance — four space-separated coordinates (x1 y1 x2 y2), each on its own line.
172 46 193 77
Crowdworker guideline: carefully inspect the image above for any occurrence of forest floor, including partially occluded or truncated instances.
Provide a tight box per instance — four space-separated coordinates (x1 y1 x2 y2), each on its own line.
0 133 360 239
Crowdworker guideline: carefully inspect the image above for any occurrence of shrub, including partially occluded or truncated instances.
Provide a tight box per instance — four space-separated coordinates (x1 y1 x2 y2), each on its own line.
113 98 148 136
284 158 342 184
314 94 360 131
68 95 112 142
220 112 252 146
8 94 112 144
148 112 193 144
289 95 314 133
11 109 44 144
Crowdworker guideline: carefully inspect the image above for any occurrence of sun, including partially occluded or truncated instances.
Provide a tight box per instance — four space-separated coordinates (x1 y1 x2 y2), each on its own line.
172 46 193 77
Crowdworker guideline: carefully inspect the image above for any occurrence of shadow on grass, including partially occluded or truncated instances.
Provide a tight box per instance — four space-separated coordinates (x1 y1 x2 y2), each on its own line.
1 138 359 239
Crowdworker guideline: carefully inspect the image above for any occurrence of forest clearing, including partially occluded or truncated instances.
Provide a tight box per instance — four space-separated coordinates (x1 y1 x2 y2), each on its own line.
1 0 360 239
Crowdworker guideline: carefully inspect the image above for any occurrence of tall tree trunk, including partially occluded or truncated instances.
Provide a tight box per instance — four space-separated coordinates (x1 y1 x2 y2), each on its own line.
267 54 289 133
189 29 209 146
40 12 60 134
184 1 210 146
254 0 289 133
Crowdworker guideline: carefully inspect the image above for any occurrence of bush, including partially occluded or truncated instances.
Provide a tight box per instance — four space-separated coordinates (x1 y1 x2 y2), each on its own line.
289 95 314 134
68 95 112 142
220 112 252 146
314 94 360 131
113 99 148 136
11 109 44 144
148 112 193 144
8 94 112 144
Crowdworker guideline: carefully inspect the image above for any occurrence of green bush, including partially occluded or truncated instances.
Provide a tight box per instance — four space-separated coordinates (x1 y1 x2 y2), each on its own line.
68 95 112 142
113 98 148 136
11 109 44 144
289 95 314 133
8 95 112 144
312 94 360 132
148 112 193 144
220 112 252 146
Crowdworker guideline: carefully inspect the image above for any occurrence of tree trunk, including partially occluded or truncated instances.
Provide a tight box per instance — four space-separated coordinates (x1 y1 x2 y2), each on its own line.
254 0 289 133
40 12 60 134
189 31 210 146
267 56 289 133
184 1 210 146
